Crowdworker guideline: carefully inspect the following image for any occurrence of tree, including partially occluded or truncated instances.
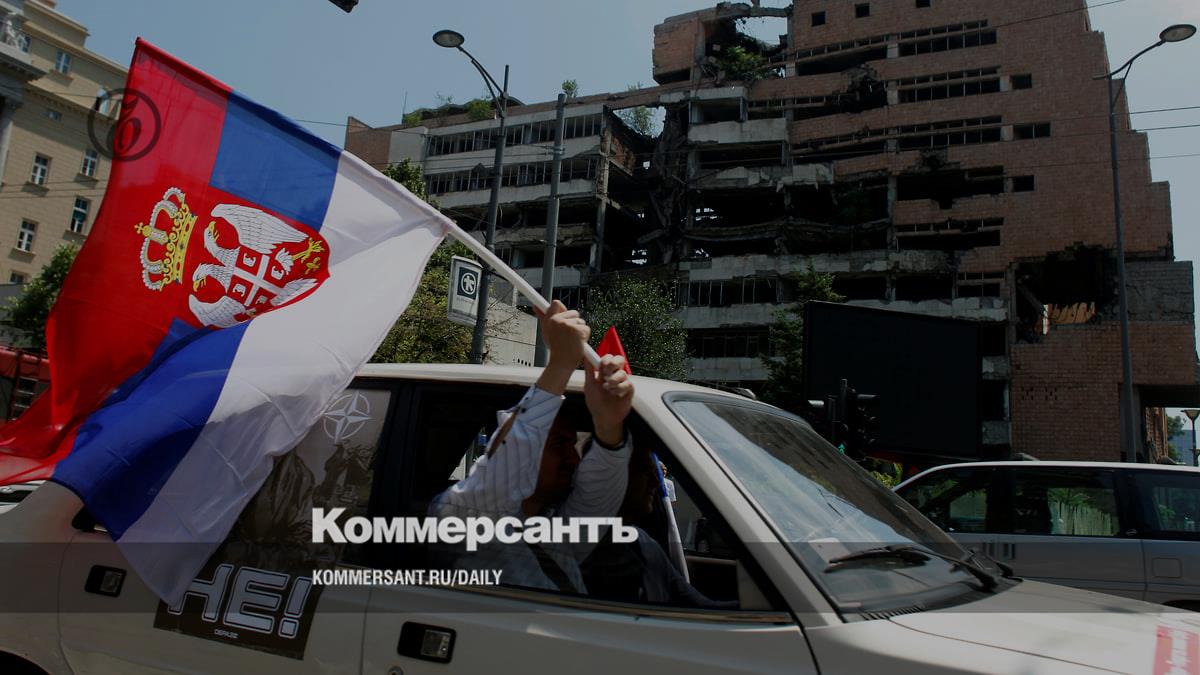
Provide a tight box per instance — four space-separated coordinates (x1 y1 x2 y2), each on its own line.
759 269 844 413
561 79 579 99
370 161 473 364
465 98 493 122
1168 415 1186 461
615 83 657 137
586 277 687 381
6 244 78 351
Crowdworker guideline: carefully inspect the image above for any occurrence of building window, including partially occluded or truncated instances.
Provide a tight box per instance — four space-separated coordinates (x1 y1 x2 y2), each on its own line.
17 33 29 53
44 109 61 122
916 0 931 6
811 11 826 26
898 28 997 56
54 49 71 74
897 68 1002 103
855 3 870 18
1012 175 1036 192
1013 122 1051 140
94 87 112 115
30 154 49 185
80 148 98 177
70 197 89 233
1012 74 1033 90
16 221 35 252
9 271 26 284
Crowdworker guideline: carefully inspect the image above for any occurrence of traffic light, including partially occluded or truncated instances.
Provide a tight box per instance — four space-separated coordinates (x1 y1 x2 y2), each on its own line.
835 379 880 458
328 0 358 12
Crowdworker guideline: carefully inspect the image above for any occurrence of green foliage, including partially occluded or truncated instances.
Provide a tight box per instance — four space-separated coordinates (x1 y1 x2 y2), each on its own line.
370 239 475 364
1168 415 1187 461
561 79 579 99
615 83 657 137
383 158 436 207
371 161 472 364
717 45 768 82
586 277 687 381
864 458 901 487
7 244 78 351
759 269 844 413
465 98 493 122
402 111 423 127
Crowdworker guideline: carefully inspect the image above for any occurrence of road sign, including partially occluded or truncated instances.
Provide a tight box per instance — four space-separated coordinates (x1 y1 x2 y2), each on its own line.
448 256 482 327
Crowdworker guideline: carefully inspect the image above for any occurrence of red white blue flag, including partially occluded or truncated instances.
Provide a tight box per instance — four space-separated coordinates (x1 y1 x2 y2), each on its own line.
0 40 450 602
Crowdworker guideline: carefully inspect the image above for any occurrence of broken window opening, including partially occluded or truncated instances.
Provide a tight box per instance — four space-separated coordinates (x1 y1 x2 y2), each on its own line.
687 328 774 359
897 217 1003 251
979 381 1007 421
1011 74 1033 90
897 166 1005 209
1014 247 1112 342
898 28 996 57
698 144 784 170
979 321 1007 356
1012 175 1035 192
679 278 780 308
1013 122 1051 140
894 275 954 302
832 275 887 301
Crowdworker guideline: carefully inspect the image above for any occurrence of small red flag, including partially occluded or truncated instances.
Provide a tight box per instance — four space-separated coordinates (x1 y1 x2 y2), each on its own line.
596 326 633 374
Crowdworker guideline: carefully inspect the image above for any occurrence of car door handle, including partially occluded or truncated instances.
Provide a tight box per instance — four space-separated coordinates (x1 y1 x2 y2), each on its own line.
397 622 455 663
84 565 126 597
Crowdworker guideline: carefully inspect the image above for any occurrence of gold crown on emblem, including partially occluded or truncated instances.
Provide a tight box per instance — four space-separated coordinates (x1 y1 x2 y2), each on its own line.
136 187 197 291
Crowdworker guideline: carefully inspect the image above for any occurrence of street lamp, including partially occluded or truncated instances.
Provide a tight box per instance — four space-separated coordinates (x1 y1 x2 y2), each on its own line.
433 29 510 364
1184 409 1200 466
1095 24 1195 462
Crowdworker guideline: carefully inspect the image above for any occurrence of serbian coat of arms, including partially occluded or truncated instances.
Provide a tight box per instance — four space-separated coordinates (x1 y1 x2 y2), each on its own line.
135 187 330 328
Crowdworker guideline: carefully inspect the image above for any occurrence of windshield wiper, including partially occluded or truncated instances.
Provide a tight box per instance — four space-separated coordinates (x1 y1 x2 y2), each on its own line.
825 544 1000 591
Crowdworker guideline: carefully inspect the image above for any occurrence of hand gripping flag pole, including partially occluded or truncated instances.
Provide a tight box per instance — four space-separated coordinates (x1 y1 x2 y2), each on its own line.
443 226 603 368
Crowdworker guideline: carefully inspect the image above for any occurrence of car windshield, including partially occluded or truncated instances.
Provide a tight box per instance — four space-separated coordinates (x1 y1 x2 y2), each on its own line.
668 395 986 610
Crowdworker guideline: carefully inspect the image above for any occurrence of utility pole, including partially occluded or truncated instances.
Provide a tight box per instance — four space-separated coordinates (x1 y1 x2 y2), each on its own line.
469 66 509 365
534 93 567 366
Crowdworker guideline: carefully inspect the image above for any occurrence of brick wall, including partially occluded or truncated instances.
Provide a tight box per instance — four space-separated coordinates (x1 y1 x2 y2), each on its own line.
1011 321 1196 460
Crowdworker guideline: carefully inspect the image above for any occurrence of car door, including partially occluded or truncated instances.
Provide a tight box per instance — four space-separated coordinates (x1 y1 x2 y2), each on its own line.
895 466 1002 557
56 381 400 674
993 466 1144 600
1128 469 1200 608
358 380 817 675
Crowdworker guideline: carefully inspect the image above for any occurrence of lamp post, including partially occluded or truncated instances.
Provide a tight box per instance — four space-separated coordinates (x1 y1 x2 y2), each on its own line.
1095 24 1195 462
1184 409 1200 466
433 29 510 364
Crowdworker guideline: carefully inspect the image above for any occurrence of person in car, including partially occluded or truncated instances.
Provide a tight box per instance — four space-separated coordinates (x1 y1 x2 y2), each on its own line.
429 299 634 593
582 444 735 608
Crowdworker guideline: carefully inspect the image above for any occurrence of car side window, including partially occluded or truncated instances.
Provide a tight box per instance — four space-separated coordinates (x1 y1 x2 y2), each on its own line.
1133 471 1200 539
385 383 776 613
1008 468 1120 537
229 386 393 567
898 468 994 533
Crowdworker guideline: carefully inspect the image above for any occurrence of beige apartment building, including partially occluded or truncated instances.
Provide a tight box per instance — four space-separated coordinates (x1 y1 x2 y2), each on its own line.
0 0 122 286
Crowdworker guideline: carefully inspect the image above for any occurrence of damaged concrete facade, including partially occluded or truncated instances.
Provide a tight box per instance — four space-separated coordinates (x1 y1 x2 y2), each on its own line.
345 0 1197 462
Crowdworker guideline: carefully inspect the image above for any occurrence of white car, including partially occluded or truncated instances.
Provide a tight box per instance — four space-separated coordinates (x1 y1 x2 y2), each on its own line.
0 481 42 516
896 460 1200 610
0 365 1196 674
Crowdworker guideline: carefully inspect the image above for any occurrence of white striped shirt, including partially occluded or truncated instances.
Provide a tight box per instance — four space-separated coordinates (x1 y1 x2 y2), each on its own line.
429 385 630 592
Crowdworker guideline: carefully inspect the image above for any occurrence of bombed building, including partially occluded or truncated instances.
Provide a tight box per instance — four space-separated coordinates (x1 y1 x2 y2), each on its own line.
345 0 1198 462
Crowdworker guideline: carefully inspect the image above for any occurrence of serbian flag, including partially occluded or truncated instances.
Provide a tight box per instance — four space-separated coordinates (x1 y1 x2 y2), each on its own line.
0 40 451 602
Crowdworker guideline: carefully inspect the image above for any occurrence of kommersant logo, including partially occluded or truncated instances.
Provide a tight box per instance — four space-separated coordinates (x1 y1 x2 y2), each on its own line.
312 508 637 551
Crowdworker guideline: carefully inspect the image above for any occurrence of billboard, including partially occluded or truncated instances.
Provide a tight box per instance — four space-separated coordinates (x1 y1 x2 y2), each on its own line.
802 302 981 460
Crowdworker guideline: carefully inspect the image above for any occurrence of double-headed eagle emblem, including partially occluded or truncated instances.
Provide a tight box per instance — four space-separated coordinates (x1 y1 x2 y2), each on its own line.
136 187 328 328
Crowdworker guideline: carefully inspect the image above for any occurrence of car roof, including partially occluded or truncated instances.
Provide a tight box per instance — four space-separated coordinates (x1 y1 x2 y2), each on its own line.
897 459 1200 490
354 363 751 404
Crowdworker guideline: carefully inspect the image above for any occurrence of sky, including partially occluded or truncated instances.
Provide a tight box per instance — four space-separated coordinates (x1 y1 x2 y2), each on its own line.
56 0 1200 420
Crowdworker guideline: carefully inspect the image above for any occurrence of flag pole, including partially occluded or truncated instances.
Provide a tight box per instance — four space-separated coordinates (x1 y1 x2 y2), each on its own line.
445 223 602 368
